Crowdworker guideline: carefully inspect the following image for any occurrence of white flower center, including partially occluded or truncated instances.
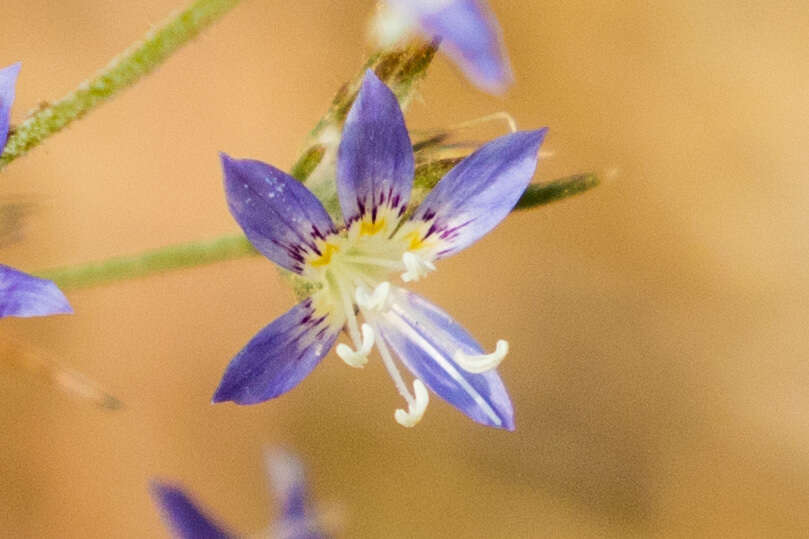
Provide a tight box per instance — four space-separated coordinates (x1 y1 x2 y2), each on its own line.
299 213 508 426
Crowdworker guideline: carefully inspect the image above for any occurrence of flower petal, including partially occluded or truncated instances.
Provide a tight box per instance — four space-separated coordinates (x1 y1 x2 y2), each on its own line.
266 450 326 539
150 481 234 539
0 264 72 318
267 449 309 522
221 154 336 274
376 289 514 429
0 62 21 149
392 0 511 94
408 129 546 259
212 299 339 405
336 70 414 225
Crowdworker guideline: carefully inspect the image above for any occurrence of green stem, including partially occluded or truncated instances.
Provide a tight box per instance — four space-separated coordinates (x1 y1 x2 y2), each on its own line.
0 0 242 170
38 173 599 291
36 234 255 290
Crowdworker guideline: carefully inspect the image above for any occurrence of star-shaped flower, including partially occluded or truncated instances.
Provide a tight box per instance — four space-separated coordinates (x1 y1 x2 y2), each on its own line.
373 0 512 94
0 64 72 319
152 450 326 539
213 70 545 429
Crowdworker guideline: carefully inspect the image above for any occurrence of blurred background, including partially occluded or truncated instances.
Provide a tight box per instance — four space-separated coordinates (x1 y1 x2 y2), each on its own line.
2 0 809 536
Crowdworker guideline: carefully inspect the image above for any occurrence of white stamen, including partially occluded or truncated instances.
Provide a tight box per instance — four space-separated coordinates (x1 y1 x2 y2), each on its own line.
387 308 502 426
454 340 509 373
336 323 374 368
355 281 391 312
333 275 363 351
401 252 436 282
394 379 429 428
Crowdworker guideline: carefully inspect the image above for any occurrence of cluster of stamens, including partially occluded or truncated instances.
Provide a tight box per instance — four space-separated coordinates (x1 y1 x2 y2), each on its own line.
304 216 509 428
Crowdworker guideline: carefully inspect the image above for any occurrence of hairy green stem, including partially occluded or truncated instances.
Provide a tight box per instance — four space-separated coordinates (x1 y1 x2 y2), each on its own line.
36 234 255 290
38 174 599 290
0 0 241 170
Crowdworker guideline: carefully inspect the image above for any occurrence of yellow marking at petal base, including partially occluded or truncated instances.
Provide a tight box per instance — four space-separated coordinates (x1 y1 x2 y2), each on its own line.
360 217 387 236
403 230 426 251
309 243 339 267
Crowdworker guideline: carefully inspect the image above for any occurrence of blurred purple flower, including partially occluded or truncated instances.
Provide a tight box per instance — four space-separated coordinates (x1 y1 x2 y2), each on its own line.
374 0 512 94
0 62 21 150
0 64 72 319
213 70 545 429
151 450 326 539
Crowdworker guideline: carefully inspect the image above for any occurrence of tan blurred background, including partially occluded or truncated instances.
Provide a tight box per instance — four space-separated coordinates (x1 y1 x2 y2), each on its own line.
1 0 808 536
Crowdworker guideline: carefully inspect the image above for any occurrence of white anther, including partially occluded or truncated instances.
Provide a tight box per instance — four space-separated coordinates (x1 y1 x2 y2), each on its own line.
394 379 430 428
401 252 436 283
355 282 391 312
453 340 509 373
336 323 374 368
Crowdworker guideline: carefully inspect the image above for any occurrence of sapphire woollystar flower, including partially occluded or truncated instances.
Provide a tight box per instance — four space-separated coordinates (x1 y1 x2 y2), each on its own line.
374 0 513 94
213 69 546 429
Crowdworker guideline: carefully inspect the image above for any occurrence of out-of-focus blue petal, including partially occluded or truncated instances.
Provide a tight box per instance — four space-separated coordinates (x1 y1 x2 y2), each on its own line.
212 299 339 405
392 0 511 94
267 450 309 522
0 264 72 318
150 481 234 539
376 289 514 429
267 450 328 539
337 70 413 225
221 154 336 274
0 62 21 148
409 129 546 259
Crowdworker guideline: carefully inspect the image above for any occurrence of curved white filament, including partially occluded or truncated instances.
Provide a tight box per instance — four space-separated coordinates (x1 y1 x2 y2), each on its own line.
454 340 509 374
336 323 374 368
394 379 430 428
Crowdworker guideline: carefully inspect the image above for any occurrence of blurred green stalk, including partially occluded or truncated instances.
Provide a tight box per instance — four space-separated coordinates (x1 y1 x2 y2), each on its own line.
36 234 255 290
37 174 599 290
0 0 242 170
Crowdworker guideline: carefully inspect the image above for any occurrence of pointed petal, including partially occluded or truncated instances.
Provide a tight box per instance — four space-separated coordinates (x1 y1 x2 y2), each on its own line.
266 450 327 539
376 289 514 429
212 299 339 405
337 70 414 225
393 0 511 93
150 481 234 539
267 449 310 522
0 264 72 318
409 129 546 259
0 62 21 148
222 154 336 274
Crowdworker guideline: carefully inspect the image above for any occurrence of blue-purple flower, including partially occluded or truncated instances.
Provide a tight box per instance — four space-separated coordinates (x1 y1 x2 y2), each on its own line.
0 63 72 320
213 70 545 429
151 450 326 539
373 0 512 94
